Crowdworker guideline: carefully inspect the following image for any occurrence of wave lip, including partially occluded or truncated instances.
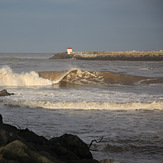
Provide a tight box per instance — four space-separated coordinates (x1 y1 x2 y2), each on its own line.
38 69 163 87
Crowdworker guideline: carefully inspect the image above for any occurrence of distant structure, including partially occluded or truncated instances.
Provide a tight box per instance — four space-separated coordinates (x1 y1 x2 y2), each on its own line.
67 47 72 54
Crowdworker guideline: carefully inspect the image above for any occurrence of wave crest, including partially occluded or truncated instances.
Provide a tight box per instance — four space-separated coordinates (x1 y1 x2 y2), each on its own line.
39 69 163 87
0 66 53 86
1 66 162 87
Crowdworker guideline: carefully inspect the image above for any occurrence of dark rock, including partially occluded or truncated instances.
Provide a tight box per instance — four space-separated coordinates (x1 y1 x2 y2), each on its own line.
0 129 10 146
0 115 98 163
50 52 74 59
0 123 18 134
0 117 22 146
17 128 51 154
1 140 62 163
0 114 3 124
0 127 24 146
48 134 93 160
0 158 19 163
0 89 14 96
18 128 47 145
48 137 79 160
59 134 93 159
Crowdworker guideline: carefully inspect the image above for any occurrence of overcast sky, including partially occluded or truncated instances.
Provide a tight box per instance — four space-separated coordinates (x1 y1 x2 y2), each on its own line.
0 0 163 53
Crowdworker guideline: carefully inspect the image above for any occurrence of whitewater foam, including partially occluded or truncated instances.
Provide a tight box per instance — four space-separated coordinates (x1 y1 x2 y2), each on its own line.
0 66 53 86
1 99 163 110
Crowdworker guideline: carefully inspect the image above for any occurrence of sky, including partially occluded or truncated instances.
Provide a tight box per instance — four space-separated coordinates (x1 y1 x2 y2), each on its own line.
0 0 163 53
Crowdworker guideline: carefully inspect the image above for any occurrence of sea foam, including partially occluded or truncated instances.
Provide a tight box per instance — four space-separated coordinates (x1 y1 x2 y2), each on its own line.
0 66 53 86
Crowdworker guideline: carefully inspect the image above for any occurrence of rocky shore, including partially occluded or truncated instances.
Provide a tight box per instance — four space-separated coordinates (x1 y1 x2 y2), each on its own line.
0 90 121 163
50 50 163 61
0 114 121 163
0 114 99 163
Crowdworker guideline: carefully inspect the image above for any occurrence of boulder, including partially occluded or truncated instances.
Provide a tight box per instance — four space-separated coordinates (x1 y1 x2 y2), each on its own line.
1 140 63 163
59 134 92 159
18 128 47 145
0 115 99 163
48 134 93 160
0 129 10 146
0 158 19 163
48 137 79 160
0 114 3 124
0 115 22 146
0 89 14 96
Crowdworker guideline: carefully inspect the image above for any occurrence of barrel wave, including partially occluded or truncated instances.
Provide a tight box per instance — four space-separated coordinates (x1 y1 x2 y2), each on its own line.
38 68 163 87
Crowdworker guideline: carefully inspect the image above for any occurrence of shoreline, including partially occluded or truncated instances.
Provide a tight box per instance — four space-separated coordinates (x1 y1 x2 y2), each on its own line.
0 114 97 163
0 113 121 163
50 50 163 60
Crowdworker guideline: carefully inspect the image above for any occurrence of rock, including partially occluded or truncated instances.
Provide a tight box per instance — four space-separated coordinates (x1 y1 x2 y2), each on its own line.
0 129 10 146
17 128 50 155
0 114 3 124
0 115 98 163
59 134 92 159
48 134 93 160
48 137 79 160
0 89 14 96
50 52 74 59
18 128 47 145
0 120 19 137
0 128 24 147
0 116 22 146
1 140 62 163
0 158 19 163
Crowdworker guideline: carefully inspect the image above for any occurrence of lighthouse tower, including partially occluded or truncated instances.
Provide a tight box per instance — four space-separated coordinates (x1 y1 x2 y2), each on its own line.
67 47 72 54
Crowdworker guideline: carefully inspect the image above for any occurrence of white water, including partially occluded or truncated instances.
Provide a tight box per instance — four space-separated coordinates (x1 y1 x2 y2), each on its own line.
0 66 53 86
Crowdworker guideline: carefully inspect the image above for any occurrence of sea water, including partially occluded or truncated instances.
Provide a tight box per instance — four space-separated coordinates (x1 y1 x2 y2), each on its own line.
0 53 163 163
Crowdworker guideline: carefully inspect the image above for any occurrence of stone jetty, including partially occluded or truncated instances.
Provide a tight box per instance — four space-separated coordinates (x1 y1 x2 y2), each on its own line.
50 50 163 61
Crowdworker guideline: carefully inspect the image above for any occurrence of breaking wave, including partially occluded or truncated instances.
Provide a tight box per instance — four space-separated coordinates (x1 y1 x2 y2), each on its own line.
0 66 53 86
38 69 163 87
0 66 162 87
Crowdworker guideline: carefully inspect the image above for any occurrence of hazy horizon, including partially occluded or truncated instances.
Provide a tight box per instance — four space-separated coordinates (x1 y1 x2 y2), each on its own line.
0 0 163 53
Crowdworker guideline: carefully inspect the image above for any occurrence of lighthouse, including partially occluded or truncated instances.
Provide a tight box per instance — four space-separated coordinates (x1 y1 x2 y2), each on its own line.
67 47 72 54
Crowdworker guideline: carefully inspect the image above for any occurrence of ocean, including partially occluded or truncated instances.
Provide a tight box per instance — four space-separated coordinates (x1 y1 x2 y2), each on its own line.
0 53 163 163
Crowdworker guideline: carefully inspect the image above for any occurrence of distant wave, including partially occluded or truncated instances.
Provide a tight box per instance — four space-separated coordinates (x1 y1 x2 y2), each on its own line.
38 69 163 87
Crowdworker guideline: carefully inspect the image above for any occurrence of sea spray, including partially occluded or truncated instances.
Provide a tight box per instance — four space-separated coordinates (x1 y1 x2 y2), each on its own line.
0 66 53 86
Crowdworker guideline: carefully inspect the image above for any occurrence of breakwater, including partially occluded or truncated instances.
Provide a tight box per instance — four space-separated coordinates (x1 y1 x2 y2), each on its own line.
50 50 163 60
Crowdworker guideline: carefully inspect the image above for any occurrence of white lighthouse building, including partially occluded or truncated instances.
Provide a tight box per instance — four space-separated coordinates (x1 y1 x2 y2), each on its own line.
67 47 72 54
